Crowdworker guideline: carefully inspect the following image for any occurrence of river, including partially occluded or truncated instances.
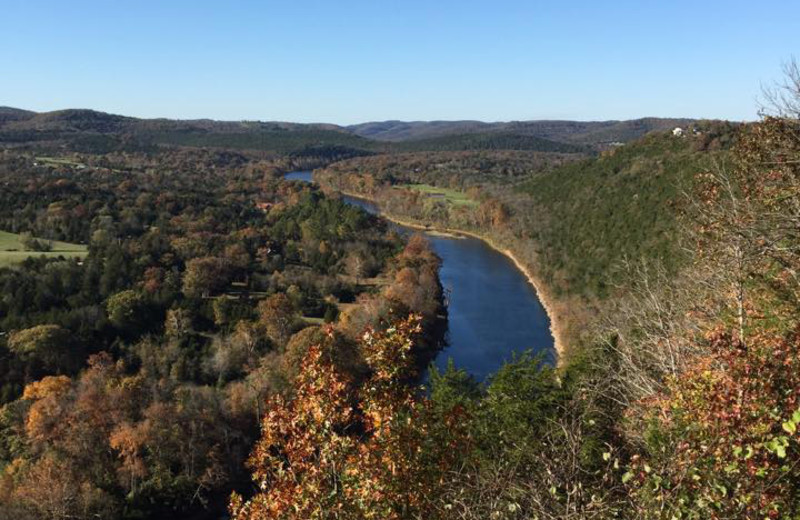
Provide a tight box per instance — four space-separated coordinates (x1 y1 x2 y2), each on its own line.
285 170 554 381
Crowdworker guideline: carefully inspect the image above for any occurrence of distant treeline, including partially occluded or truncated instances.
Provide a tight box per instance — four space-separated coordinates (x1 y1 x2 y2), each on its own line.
1 107 696 158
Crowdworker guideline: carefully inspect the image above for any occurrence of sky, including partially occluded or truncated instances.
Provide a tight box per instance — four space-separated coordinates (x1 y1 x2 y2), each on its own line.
1 0 798 124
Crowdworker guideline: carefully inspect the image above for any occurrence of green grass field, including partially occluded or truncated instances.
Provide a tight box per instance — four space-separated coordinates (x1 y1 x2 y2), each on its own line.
35 156 87 168
0 230 88 268
399 184 479 207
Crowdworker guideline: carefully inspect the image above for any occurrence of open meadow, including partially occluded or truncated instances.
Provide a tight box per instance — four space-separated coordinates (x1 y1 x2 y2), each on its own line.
0 230 88 268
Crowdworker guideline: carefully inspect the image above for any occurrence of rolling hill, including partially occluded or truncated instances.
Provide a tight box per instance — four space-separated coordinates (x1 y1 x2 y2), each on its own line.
0 107 380 156
348 117 697 146
0 107 697 156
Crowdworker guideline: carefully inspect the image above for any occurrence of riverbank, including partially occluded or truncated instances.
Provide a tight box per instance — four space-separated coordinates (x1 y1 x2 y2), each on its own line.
338 190 568 363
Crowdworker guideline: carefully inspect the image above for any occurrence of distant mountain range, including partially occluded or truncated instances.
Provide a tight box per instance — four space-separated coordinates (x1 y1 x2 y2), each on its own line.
347 118 697 145
0 106 696 156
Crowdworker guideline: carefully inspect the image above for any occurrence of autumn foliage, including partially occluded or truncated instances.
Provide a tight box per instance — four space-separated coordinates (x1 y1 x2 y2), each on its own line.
626 328 800 518
229 315 466 520
624 109 800 517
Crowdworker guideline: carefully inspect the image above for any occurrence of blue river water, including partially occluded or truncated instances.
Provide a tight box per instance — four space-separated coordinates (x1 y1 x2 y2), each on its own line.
285 170 554 381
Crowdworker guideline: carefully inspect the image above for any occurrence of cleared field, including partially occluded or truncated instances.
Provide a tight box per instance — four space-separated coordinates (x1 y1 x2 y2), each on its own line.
35 156 87 168
398 184 479 207
0 230 88 268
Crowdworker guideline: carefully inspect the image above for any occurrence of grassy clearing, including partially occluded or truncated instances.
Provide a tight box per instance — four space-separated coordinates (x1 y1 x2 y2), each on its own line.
35 156 87 168
398 184 479 207
0 230 88 268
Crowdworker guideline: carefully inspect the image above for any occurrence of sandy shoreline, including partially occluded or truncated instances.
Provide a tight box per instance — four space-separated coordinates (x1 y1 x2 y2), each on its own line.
338 190 567 363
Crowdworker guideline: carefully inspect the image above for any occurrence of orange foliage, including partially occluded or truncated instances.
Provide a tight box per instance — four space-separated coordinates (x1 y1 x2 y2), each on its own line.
230 316 466 520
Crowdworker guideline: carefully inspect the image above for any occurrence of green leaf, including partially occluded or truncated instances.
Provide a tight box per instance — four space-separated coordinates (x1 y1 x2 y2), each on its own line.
621 471 634 484
767 437 789 458
776 444 787 458
782 420 796 435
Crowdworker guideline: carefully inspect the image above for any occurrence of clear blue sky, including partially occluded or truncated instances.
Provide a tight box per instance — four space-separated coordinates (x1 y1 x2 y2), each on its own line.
2 0 797 124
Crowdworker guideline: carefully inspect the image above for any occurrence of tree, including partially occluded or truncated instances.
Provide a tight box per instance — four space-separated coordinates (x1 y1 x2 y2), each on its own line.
694 62 800 338
595 260 705 411
229 341 358 520
230 316 465 520
109 388 230 512
106 290 147 331
209 320 267 381
212 298 251 328
627 328 800 519
257 293 295 348
761 57 800 119
164 307 193 338
7 325 73 374
344 251 367 284
478 198 510 230
19 232 52 252
10 454 117 520
182 257 231 298
21 375 73 443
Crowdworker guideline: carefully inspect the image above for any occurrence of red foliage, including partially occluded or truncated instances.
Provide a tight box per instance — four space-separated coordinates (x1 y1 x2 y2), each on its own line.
629 326 800 518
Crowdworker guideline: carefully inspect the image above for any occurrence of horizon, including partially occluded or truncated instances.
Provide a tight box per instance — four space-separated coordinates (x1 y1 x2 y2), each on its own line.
2 1 799 124
1 104 707 126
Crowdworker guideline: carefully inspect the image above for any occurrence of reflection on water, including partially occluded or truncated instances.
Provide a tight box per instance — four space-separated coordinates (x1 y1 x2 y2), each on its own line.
284 171 313 182
285 171 554 381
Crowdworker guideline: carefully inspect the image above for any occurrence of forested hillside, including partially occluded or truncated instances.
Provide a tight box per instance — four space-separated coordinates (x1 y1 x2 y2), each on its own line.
1 75 799 520
0 108 380 160
309 87 800 518
0 145 445 519
394 131 587 153
517 120 739 297
348 117 696 145
0 107 693 157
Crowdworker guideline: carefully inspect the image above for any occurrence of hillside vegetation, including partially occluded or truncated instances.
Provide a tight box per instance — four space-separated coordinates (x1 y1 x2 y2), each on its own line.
394 131 587 153
0 108 381 158
1 107 694 157
317 122 738 300
517 121 739 297
312 99 800 519
2 72 799 520
0 143 447 519
348 117 696 145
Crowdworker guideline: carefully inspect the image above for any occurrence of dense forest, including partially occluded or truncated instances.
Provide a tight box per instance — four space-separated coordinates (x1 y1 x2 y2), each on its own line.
1 66 800 519
347 117 696 145
0 144 445 518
